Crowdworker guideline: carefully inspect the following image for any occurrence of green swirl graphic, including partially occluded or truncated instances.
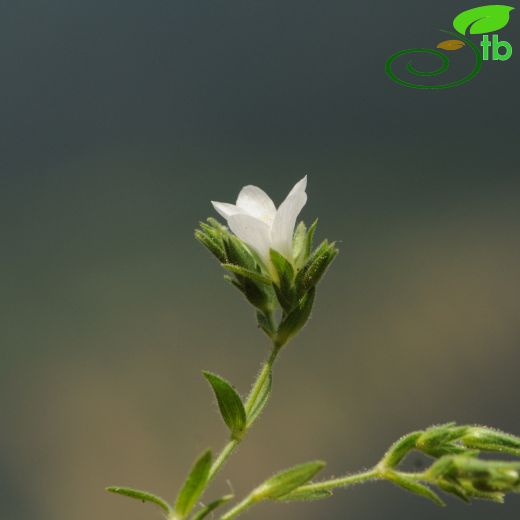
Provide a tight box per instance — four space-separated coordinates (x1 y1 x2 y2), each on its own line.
385 32 483 89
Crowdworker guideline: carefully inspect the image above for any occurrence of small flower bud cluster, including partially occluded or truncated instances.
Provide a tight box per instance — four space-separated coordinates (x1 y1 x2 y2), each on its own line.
380 423 520 505
195 217 338 348
428 455 520 503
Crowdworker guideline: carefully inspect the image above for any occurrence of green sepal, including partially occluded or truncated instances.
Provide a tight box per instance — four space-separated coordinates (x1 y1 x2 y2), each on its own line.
195 229 226 263
275 288 315 347
437 478 471 502
242 278 275 313
417 423 469 457
296 240 338 296
246 371 272 427
256 311 275 339
292 221 308 266
203 371 247 440
191 494 234 520
381 431 422 468
270 249 296 312
174 449 212 517
277 488 332 502
294 219 318 269
223 235 257 271
386 473 445 507
253 461 326 500
221 263 271 285
106 486 171 514
462 427 520 456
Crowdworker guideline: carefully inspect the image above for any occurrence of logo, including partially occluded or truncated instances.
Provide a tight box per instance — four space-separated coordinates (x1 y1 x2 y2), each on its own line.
386 5 514 89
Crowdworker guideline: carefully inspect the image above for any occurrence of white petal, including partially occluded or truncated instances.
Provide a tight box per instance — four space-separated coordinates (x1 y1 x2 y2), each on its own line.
287 175 307 197
211 201 244 221
271 177 308 260
236 185 276 224
227 213 272 263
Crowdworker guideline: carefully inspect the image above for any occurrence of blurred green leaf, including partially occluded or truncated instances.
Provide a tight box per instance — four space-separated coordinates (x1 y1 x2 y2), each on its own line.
106 486 171 513
174 449 212 518
203 371 246 440
387 473 445 507
254 461 326 500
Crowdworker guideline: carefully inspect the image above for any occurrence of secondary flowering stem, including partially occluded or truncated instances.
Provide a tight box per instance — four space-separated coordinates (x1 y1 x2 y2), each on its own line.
294 468 380 494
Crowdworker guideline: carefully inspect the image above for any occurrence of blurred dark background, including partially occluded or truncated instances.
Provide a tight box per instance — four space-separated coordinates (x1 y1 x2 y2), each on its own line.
1 1 519 519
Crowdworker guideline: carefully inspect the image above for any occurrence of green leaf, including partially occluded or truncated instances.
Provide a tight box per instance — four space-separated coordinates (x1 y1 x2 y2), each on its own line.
276 288 315 347
106 486 171 514
453 5 514 35
174 449 212 518
253 461 326 500
277 488 333 502
203 371 247 440
221 263 271 285
191 494 234 520
246 370 272 427
270 249 295 311
387 473 445 507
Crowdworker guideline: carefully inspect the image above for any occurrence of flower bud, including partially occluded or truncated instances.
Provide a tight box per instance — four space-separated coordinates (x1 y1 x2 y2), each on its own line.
461 426 520 456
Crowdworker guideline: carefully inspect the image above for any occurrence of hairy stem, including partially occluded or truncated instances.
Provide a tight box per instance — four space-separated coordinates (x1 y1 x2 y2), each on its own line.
203 344 281 495
295 467 380 493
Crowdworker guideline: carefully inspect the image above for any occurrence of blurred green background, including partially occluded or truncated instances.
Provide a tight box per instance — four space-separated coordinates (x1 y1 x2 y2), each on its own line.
1 1 519 519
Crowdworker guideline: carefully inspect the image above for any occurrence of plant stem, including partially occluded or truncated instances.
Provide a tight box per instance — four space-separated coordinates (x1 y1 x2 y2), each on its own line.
294 468 380 494
219 494 256 520
244 345 279 416
204 344 281 490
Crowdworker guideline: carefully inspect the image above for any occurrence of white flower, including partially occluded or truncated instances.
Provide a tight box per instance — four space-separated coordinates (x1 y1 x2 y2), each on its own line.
212 176 308 265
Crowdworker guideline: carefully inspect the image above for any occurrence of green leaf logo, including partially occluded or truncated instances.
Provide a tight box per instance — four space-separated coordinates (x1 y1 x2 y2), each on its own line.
453 5 514 35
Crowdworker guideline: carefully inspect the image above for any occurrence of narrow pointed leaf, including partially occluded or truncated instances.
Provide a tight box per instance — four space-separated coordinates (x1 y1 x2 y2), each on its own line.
221 263 271 284
174 449 212 517
106 486 171 513
191 494 234 520
253 461 326 500
203 371 246 440
246 371 272 427
387 473 445 507
277 488 333 502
